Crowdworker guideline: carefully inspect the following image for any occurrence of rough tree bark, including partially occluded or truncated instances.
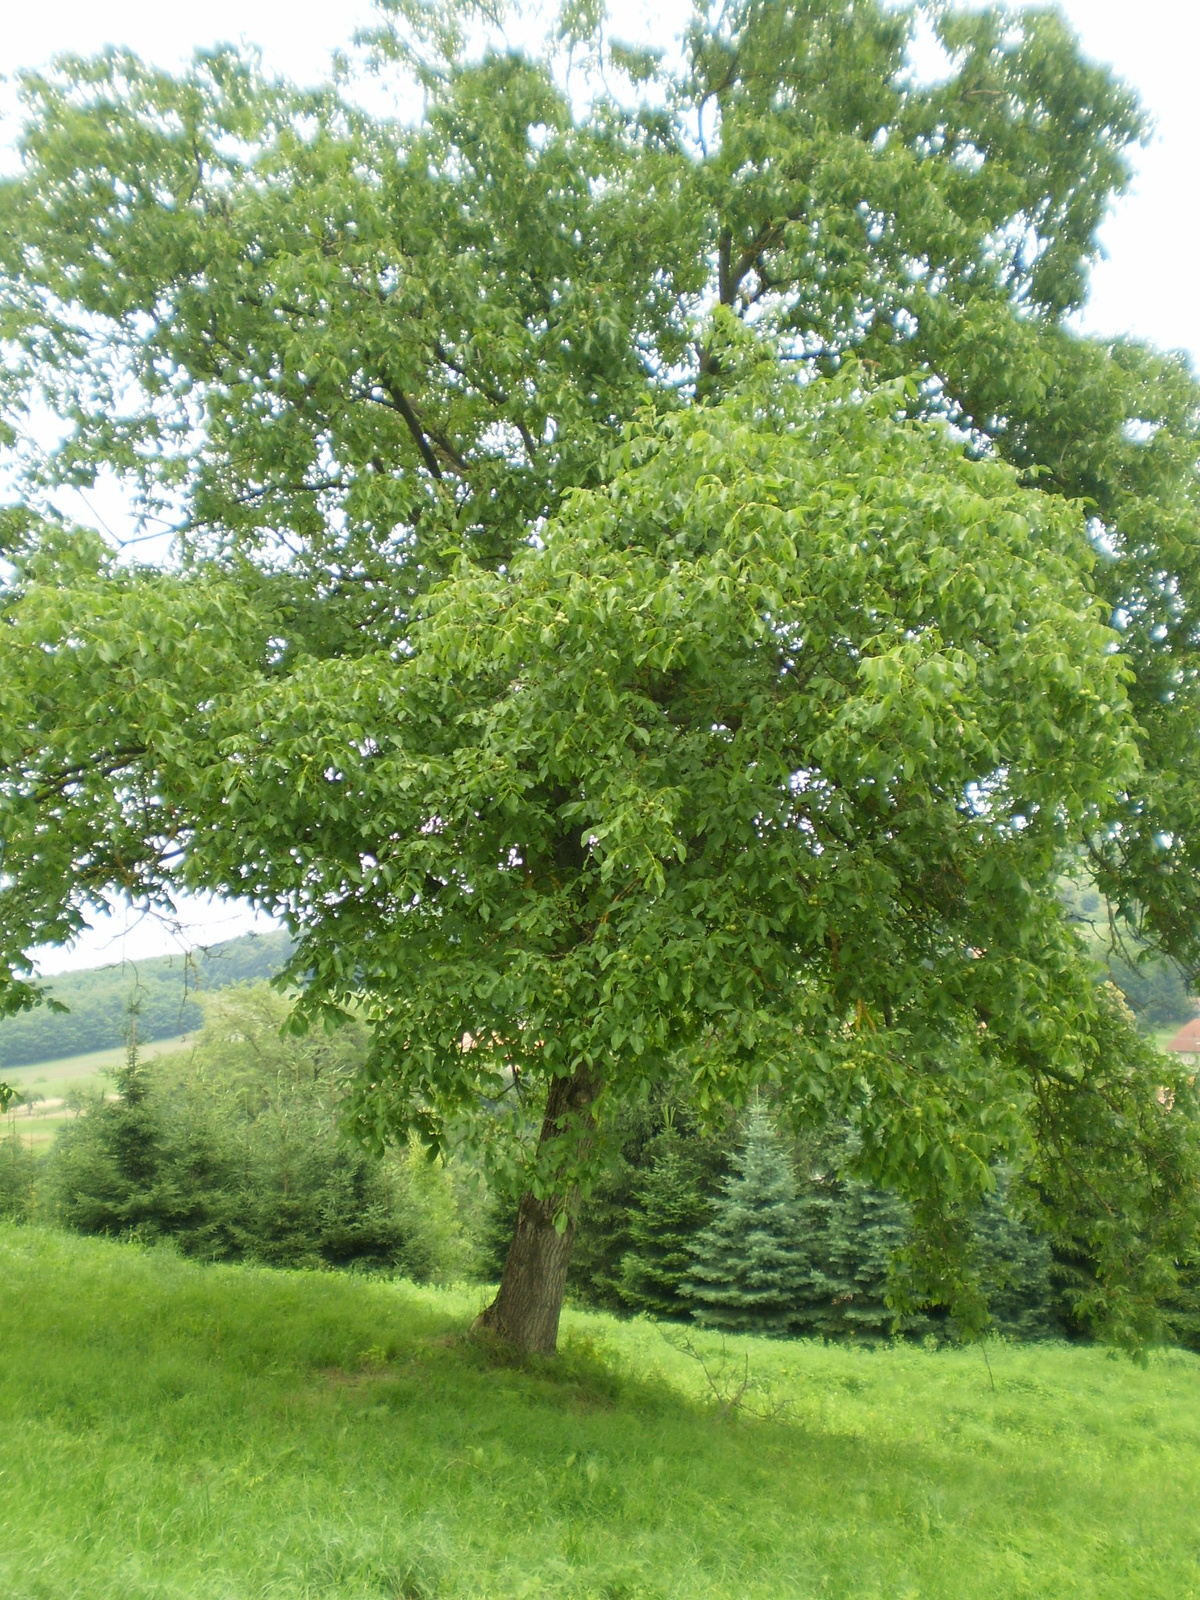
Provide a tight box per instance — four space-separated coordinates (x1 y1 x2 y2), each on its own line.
472 1061 599 1355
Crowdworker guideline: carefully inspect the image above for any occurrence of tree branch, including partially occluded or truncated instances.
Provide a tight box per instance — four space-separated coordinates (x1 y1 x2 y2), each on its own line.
381 383 444 479
433 340 538 460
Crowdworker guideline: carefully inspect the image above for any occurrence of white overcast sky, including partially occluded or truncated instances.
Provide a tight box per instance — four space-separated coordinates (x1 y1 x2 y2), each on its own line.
3 0 1198 975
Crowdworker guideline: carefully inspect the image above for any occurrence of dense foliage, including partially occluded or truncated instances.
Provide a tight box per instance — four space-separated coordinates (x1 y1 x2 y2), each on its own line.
39 985 469 1277
586 1102 1063 1342
0 930 293 1069
1 985 1184 1346
3 0 1200 1347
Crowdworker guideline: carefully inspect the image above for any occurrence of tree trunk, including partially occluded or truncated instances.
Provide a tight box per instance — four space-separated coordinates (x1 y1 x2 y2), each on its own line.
473 1061 598 1355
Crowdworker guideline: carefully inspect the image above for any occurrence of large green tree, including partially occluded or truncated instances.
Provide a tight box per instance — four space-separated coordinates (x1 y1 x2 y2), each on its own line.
2 0 1199 1352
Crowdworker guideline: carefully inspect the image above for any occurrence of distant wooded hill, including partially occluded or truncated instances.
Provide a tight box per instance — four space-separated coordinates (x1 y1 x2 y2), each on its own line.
0 932 294 1069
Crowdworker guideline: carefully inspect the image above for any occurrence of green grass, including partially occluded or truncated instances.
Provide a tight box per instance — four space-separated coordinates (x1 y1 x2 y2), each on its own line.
1 1231 1198 1600
1 1037 192 1149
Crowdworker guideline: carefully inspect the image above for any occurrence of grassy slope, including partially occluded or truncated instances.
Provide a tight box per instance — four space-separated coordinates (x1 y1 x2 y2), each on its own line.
1 1232 1198 1600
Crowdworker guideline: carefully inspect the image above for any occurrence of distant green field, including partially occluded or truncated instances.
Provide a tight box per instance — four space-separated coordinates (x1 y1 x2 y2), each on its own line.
1 1226 1198 1599
2 1036 192 1148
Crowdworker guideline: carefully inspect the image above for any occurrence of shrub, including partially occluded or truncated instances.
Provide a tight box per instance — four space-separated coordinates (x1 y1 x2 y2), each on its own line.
44 986 470 1279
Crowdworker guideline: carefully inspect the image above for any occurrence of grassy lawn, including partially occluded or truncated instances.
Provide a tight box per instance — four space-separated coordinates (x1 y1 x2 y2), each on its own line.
1 1037 192 1150
1 1228 1198 1598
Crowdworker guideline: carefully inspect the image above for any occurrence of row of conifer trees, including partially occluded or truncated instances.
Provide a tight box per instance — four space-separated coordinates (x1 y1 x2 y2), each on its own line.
486 1103 1068 1342
5 980 1191 1344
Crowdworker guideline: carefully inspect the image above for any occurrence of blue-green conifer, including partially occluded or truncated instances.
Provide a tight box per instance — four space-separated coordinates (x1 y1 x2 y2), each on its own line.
619 1125 711 1318
684 1106 809 1335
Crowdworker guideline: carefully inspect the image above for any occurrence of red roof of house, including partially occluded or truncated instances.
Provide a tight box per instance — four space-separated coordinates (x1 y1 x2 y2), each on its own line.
1166 1017 1200 1053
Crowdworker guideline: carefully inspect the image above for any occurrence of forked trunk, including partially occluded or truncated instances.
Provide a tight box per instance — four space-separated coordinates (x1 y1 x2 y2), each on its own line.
473 1061 598 1355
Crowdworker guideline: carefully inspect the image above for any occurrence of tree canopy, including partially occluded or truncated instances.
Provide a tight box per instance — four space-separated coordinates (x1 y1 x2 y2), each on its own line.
2 0 1199 1350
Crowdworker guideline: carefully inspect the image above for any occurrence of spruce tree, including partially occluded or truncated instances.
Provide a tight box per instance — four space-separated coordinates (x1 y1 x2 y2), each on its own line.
975 1171 1060 1341
787 1127 928 1341
791 1133 1056 1342
685 1107 809 1336
790 1174 913 1341
618 1126 713 1319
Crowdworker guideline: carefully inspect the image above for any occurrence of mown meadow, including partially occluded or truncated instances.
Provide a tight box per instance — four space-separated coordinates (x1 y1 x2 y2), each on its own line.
2 1225 1198 1600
